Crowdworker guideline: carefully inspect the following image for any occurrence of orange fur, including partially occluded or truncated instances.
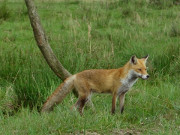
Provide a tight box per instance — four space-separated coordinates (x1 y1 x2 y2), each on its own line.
41 55 149 114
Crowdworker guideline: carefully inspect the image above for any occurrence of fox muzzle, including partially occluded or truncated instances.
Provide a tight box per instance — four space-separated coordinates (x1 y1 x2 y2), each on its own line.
141 74 149 80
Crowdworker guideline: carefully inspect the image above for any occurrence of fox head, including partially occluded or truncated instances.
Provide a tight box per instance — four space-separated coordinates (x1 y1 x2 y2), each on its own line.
129 55 149 80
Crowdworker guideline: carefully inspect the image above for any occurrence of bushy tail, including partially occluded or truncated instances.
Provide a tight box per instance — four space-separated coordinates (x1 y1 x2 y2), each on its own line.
41 75 76 112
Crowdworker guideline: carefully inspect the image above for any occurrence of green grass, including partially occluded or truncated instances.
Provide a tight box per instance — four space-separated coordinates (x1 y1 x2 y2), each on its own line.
0 0 180 134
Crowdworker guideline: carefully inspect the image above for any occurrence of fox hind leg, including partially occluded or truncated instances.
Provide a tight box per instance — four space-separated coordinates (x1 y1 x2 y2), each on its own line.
85 93 95 111
73 96 88 115
71 81 91 115
79 97 88 115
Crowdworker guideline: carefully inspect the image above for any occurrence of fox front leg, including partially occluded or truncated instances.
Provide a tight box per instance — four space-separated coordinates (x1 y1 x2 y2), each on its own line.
119 93 126 114
111 93 117 114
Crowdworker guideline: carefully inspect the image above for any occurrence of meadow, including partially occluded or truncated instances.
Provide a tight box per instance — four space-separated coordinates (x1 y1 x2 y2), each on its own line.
0 0 180 134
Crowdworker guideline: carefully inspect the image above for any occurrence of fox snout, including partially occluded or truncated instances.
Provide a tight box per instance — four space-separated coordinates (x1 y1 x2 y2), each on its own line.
141 74 150 80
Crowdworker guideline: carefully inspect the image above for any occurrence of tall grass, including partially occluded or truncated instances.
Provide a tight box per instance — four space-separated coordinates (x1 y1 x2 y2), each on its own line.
0 0 10 20
0 0 179 134
0 0 179 108
0 0 179 105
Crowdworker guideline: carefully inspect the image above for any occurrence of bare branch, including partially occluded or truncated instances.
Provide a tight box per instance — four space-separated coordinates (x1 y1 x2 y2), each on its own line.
24 0 71 80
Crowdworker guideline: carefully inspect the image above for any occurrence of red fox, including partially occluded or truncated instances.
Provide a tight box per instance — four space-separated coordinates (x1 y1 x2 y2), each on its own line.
41 55 149 114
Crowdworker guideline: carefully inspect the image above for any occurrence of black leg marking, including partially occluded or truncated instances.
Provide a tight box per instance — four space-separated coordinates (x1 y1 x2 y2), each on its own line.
79 98 88 115
121 105 124 114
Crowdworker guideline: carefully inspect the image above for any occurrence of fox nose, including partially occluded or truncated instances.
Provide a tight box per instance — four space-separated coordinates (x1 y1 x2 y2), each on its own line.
147 75 150 78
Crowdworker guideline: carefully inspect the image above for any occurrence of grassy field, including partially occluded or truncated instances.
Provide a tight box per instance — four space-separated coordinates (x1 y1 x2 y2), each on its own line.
0 0 180 134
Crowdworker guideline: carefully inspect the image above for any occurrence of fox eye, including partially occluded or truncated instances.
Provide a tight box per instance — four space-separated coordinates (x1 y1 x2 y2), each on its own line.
138 69 141 71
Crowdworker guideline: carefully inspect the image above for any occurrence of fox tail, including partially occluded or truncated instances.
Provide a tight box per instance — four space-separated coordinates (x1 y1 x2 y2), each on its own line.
41 75 76 112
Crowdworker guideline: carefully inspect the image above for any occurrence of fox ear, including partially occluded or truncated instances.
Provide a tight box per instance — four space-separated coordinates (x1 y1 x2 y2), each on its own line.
142 55 149 62
130 55 137 65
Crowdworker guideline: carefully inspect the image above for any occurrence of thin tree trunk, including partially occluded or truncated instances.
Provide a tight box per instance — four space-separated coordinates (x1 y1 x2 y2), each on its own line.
24 0 77 96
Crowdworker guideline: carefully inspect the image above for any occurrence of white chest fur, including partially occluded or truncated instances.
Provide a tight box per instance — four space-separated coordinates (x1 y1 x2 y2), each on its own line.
118 70 138 95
